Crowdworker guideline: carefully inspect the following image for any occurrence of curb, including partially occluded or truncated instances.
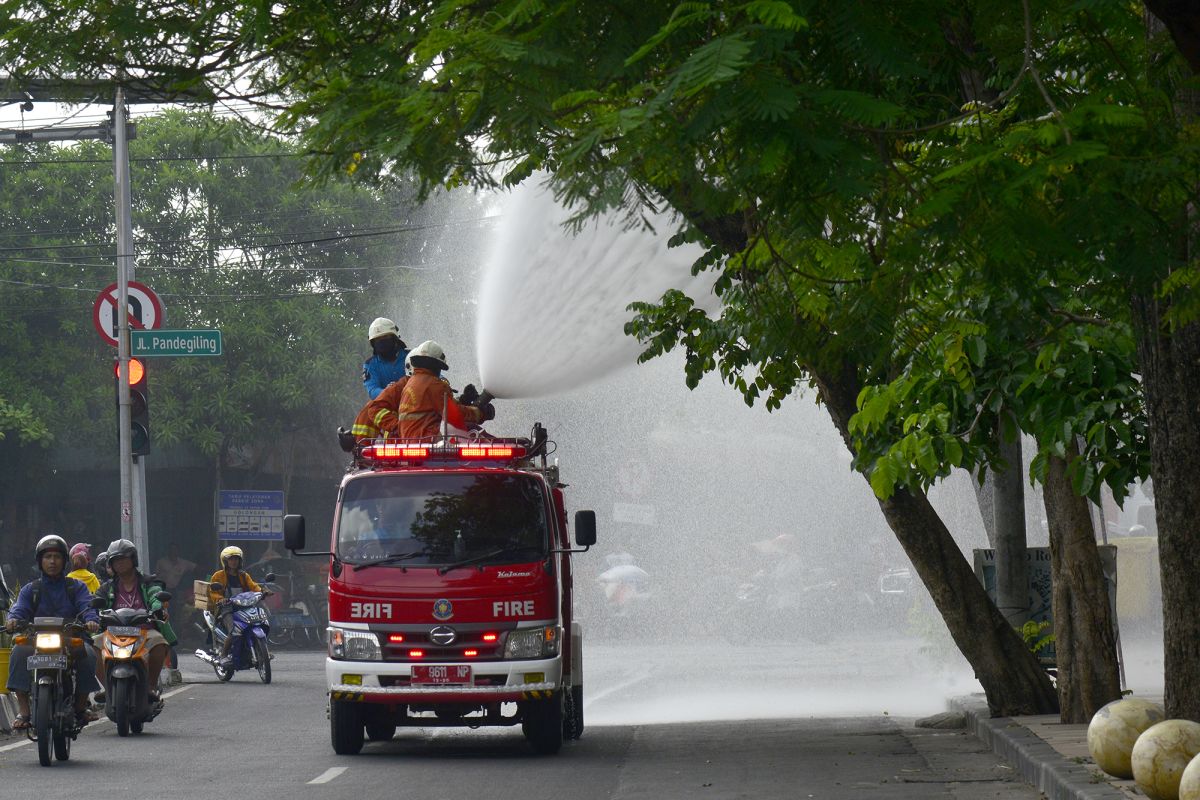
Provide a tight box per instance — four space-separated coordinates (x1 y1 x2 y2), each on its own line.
950 696 1127 800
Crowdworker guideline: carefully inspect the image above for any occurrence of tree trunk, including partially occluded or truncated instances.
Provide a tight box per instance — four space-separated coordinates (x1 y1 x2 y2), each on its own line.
1043 450 1122 723
814 362 1058 717
993 433 1029 627
1132 297 1200 721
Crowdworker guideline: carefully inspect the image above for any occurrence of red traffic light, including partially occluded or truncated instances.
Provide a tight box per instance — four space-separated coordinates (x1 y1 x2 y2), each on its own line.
113 358 145 384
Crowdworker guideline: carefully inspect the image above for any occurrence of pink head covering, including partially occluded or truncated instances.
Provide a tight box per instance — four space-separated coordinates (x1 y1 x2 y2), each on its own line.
69 542 91 561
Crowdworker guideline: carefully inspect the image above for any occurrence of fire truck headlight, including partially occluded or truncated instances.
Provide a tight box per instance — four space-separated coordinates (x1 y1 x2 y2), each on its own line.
504 626 559 659
329 628 380 661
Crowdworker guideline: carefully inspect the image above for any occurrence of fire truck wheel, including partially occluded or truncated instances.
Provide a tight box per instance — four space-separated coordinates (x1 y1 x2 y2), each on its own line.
365 721 397 742
330 700 365 755
522 694 564 755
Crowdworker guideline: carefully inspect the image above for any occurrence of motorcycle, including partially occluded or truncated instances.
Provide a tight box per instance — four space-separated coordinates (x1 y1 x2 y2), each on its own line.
12 616 90 767
93 592 171 736
193 574 274 683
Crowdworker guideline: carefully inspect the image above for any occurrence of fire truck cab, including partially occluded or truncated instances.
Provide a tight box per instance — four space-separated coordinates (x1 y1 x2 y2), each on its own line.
283 426 596 755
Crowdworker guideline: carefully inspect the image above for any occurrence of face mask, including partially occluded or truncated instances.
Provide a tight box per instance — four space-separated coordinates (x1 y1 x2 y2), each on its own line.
372 337 398 360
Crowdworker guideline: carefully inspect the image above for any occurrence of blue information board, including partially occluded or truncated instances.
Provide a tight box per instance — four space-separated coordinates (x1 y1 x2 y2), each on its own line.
218 490 285 540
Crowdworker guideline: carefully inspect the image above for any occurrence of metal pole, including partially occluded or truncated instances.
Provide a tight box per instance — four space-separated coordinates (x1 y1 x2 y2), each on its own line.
994 431 1029 627
113 86 137 549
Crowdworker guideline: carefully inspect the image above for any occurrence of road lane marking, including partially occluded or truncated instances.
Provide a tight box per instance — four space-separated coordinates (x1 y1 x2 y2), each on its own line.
0 683 195 752
308 767 348 784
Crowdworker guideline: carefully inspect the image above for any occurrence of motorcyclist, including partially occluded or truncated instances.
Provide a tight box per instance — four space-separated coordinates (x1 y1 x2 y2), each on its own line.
4 535 102 729
206 546 269 666
93 539 174 700
396 340 494 438
362 317 408 399
66 542 100 593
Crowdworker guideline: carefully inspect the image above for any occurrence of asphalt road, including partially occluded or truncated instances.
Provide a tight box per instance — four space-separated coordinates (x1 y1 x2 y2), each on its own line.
0 639 1040 799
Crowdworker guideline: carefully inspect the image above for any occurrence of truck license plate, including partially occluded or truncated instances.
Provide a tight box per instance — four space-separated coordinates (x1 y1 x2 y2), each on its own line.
27 654 67 670
411 665 472 685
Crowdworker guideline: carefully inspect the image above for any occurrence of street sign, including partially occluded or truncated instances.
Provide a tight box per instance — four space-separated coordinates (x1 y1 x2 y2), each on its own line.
132 329 222 357
218 490 285 541
92 281 164 347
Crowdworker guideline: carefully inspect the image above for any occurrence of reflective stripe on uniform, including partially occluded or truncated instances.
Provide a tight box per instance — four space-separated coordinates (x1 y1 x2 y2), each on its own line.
372 408 394 426
395 411 436 421
351 423 376 437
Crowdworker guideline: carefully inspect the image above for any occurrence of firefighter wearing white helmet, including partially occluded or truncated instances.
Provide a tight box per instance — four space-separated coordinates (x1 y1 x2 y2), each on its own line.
206 545 268 665
396 340 495 438
363 317 408 400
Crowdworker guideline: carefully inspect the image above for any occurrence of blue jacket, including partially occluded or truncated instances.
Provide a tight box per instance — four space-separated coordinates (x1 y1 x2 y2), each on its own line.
8 574 99 623
363 351 409 399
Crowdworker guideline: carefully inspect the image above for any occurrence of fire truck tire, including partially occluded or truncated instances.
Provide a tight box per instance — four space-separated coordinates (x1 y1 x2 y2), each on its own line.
365 721 397 741
522 695 563 755
330 700 365 755
563 685 584 740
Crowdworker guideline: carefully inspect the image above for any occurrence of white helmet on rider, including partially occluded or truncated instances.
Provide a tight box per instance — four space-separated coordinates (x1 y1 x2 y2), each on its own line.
220 545 244 569
407 340 449 372
367 317 400 342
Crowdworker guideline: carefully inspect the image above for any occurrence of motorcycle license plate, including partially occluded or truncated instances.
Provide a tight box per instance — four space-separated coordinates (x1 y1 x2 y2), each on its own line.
107 626 141 637
27 654 68 670
410 665 472 685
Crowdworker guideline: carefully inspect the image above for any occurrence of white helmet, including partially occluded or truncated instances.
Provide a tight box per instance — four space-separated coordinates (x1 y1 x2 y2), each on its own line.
408 340 449 371
367 317 400 342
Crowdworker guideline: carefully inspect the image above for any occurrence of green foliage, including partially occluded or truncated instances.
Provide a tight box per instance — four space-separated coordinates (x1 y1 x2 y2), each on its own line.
0 110 444 472
1020 619 1055 656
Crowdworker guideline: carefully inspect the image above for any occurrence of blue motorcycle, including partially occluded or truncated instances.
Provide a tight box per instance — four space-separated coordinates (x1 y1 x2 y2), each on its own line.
194 575 274 684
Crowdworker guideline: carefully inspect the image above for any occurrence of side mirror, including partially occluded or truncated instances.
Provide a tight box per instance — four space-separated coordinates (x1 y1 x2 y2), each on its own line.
284 514 306 552
90 595 106 609
264 572 276 583
157 591 172 603
574 510 597 548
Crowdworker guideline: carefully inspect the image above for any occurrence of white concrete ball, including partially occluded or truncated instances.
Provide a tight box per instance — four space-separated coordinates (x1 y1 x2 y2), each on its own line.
1087 698 1166 779
1132 719 1200 800
1179 752 1200 800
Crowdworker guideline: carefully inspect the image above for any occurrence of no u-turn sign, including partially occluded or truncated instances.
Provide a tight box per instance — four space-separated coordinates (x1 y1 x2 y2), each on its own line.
92 281 165 347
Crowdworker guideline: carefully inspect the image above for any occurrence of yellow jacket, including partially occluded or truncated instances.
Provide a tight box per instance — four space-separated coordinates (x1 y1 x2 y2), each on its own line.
67 568 100 594
206 568 263 607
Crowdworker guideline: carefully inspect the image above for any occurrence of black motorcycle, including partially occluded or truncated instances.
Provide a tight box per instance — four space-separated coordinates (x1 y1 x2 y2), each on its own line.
14 616 90 766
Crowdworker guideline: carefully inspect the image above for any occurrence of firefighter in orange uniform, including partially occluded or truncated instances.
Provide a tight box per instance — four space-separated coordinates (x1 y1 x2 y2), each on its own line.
396 341 494 438
351 374 411 441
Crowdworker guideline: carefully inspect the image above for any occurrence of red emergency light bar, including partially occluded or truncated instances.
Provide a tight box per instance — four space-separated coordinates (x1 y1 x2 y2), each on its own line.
458 445 526 459
363 443 430 460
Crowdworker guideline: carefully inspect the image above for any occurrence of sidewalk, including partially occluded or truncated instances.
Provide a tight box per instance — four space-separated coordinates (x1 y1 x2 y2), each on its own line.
951 695 1155 800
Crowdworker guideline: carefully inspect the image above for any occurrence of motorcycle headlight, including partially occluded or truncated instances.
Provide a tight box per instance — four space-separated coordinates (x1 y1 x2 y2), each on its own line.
328 628 380 661
504 626 559 659
108 642 135 659
35 632 62 651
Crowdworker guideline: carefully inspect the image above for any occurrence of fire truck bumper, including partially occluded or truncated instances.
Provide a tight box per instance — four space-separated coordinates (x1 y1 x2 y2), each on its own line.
326 656 562 704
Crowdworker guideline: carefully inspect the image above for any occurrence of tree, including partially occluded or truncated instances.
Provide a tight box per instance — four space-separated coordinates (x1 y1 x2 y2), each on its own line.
2 0 1198 716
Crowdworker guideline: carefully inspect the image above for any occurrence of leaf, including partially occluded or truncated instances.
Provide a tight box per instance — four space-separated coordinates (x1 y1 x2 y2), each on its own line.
674 33 754 98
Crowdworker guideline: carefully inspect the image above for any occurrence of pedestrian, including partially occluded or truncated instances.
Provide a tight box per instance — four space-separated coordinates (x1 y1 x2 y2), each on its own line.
154 542 197 594
396 340 494 438
66 542 101 593
363 317 409 399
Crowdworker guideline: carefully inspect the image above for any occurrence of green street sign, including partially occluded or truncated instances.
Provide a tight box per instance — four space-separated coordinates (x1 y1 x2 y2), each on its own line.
131 329 223 357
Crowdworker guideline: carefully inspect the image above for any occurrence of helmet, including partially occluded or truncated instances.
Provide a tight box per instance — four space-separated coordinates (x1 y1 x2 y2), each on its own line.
220 545 244 568
404 352 413 377
69 542 91 562
106 538 139 569
408 340 449 371
35 534 69 566
368 317 400 342
94 551 111 576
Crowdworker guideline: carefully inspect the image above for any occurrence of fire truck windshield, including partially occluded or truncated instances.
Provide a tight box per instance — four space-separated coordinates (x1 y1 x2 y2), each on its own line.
337 473 549 568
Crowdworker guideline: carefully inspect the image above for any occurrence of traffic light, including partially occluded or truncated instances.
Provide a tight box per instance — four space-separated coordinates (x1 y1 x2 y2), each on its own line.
114 358 150 455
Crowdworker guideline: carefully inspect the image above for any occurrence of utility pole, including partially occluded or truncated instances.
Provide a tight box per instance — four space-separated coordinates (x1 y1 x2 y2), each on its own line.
1 78 152 558
994 432 1029 628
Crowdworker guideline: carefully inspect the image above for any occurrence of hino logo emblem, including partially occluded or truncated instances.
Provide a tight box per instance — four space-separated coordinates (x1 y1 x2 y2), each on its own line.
429 626 457 646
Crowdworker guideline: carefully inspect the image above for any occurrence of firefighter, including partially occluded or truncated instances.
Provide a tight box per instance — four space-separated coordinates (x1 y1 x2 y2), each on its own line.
362 317 408 399
396 340 495 438
351 373 411 441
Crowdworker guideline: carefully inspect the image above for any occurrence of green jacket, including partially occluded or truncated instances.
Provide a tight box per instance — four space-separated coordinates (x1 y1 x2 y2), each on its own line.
96 573 178 645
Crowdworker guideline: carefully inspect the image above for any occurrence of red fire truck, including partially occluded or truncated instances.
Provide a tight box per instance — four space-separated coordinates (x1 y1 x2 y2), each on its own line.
283 425 596 755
